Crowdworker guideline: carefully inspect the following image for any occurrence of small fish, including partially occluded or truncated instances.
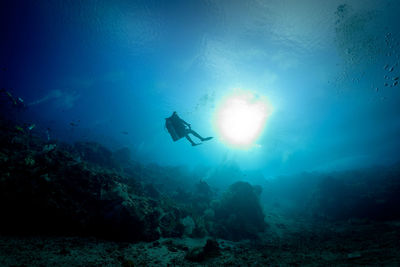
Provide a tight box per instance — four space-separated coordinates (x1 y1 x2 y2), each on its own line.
27 124 36 131
384 83 389 87
389 67 394 72
375 87 379 92
121 131 129 135
70 122 78 127
394 81 399 87
15 126 24 133
393 77 399 81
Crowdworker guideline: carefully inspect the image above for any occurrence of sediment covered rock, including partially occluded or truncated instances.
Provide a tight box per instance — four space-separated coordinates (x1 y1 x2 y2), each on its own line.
212 181 266 240
0 122 177 241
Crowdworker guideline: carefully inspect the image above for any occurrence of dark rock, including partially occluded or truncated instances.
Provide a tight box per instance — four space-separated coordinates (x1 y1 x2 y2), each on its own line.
203 238 221 256
185 238 220 262
144 183 160 199
185 247 204 262
152 241 160 247
213 181 266 240
59 247 70 255
74 142 116 169
167 246 178 252
0 122 180 242
159 209 184 238
162 239 173 245
176 244 189 251
121 259 135 267
162 239 185 253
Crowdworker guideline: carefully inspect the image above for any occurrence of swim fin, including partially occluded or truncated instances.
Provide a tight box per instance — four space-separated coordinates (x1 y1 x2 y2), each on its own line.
192 143 202 146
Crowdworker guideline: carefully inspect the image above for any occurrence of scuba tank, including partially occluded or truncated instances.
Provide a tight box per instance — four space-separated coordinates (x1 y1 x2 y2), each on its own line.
165 113 186 141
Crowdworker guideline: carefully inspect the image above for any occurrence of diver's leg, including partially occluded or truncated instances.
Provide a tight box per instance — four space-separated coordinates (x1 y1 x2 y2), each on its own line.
185 134 200 146
188 129 213 142
187 129 205 141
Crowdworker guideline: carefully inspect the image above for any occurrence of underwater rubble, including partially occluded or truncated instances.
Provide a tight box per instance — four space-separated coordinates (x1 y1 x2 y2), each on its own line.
0 118 266 246
1 117 400 265
0 121 162 241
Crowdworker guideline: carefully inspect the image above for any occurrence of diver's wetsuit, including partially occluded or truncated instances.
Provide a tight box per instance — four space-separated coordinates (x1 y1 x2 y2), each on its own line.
170 112 212 146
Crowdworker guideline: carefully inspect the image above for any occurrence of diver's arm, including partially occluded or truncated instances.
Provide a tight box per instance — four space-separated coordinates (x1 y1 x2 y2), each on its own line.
181 119 191 128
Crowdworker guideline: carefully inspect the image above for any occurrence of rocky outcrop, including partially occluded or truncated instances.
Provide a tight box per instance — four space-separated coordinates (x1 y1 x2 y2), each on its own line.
74 141 117 169
212 181 267 240
312 170 400 221
0 119 269 242
185 238 221 262
0 123 179 241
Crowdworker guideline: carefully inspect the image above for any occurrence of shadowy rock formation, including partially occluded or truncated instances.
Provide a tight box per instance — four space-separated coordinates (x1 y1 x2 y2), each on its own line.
0 118 272 243
313 169 400 220
0 120 180 241
185 238 221 262
74 141 117 169
213 181 266 240
264 167 400 222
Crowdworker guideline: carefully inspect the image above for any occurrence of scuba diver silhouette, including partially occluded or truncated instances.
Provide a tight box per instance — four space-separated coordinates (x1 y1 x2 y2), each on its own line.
165 111 213 146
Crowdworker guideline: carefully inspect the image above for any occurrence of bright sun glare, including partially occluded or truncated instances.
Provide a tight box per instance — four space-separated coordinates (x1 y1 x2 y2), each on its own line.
214 89 272 148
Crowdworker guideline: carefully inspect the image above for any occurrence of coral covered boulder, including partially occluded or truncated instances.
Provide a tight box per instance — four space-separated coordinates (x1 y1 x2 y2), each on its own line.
74 141 117 169
213 181 266 240
0 124 177 242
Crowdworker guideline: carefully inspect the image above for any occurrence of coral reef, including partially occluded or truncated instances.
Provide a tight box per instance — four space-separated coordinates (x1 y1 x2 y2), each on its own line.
213 181 266 240
0 120 175 241
0 119 267 243
1 118 399 265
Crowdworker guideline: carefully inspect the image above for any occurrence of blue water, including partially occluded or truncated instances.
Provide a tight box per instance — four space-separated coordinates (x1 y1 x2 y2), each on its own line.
1 0 400 182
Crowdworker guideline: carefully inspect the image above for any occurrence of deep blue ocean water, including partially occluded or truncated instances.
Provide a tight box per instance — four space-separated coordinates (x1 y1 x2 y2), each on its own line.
1 0 400 183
